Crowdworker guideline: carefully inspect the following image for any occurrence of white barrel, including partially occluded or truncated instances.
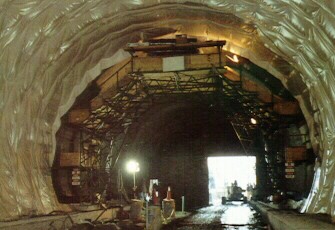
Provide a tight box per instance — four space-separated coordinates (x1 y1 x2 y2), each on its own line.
147 205 162 230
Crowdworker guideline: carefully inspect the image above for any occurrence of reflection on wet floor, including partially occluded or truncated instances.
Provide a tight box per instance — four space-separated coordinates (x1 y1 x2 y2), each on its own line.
164 202 267 229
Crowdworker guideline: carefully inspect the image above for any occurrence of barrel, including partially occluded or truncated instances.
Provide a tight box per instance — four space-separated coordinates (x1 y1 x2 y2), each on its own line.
130 199 143 221
162 199 175 219
147 205 162 230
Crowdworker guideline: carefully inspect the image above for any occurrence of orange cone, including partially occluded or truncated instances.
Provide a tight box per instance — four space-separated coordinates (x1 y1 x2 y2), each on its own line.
166 186 172 200
153 189 160 205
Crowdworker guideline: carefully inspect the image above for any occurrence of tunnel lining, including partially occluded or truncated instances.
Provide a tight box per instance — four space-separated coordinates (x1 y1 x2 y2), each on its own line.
1 0 334 220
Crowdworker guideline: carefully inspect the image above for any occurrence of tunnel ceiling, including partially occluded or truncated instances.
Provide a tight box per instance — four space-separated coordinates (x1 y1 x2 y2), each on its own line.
123 103 245 157
1 0 335 221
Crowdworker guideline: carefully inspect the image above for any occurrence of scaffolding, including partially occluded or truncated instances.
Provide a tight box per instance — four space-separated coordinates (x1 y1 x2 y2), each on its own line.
68 44 299 203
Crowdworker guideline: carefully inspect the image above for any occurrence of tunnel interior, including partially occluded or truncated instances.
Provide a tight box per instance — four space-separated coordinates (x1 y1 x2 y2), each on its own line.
2 1 335 223
52 36 315 211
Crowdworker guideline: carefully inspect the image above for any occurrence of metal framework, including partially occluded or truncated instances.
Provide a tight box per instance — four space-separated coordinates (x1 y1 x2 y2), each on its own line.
74 55 293 202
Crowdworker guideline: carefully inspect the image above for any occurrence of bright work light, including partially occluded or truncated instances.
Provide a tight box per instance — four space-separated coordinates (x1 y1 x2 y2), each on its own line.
126 160 140 192
126 160 140 173
226 54 239 63
250 118 257 125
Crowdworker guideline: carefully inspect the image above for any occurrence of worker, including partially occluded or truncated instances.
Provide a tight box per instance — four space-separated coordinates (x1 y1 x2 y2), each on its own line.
139 178 148 201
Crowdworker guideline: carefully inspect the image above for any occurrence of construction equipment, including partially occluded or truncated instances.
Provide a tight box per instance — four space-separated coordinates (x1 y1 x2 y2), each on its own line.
222 181 247 204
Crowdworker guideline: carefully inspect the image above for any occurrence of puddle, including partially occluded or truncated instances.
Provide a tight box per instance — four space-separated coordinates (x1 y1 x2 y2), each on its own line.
163 203 267 230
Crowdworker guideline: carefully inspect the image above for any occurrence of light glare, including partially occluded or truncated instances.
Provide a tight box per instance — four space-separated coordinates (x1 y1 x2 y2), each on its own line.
226 54 239 63
233 54 239 63
251 118 257 125
208 156 256 205
126 160 140 173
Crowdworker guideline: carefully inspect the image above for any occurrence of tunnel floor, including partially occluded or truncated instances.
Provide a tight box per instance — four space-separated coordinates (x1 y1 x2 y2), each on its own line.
163 202 267 229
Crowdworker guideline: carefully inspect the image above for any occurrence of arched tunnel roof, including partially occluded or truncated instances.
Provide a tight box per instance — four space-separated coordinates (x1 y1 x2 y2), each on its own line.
0 0 335 220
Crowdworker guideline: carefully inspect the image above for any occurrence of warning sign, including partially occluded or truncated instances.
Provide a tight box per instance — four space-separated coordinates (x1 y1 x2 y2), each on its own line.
72 168 81 186
285 161 295 179
285 168 295 173
285 162 295 167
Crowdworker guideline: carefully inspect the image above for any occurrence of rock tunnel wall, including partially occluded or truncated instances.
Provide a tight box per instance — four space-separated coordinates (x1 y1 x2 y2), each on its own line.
0 0 335 220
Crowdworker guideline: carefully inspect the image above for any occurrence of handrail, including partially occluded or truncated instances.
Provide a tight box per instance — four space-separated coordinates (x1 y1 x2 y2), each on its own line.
99 59 132 87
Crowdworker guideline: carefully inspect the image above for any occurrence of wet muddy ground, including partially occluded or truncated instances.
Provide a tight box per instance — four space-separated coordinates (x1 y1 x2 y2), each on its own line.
163 202 267 229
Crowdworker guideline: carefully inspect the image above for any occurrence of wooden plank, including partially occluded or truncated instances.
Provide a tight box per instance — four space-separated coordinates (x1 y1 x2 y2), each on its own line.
285 147 307 161
90 97 104 110
133 56 162 72
185 54 221 69
124 41 226 52
274 101 300 115
242 79 258 92
133 53 223 73
68 109 90 123
60 152 80 167
257 88 272 103
224 70 240 82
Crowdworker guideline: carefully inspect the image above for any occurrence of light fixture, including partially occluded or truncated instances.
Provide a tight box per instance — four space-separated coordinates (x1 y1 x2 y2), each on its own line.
126 160 140 191
250 118 257 125
226 54 239 63
126 160 140 173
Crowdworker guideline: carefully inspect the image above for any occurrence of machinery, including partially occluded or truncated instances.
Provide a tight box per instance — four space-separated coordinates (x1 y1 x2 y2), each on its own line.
222 181 247 204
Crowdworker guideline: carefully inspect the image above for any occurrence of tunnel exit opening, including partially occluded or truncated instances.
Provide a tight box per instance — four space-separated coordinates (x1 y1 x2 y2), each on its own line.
208 156 256 205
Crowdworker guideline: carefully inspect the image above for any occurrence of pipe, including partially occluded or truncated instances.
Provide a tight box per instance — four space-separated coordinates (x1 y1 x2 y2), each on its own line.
182 196 185 213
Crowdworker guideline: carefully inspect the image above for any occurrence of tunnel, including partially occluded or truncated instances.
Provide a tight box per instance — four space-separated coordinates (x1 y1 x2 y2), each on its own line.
1 1 335 229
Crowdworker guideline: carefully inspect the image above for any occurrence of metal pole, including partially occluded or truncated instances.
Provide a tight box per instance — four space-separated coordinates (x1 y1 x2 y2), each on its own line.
132 172 137 199
182 196 185 213
218 45 222 67
131 52 134 73
146 201 149 229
